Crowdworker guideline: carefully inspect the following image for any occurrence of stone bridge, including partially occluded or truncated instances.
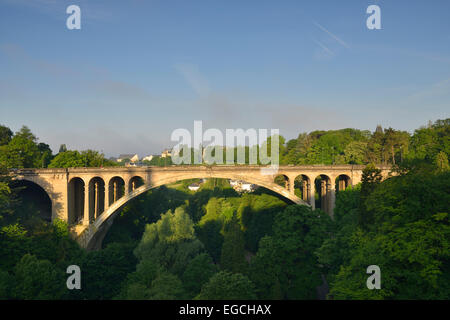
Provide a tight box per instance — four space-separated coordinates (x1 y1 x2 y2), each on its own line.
11 165 392 249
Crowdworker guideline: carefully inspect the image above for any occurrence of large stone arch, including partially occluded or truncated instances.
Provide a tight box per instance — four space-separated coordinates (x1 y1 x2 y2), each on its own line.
11 174 64 221
9 177 53 222
77 173 309 249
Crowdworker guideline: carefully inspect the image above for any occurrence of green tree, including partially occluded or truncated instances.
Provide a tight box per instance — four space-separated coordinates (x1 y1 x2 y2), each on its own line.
37 142 53 168
407 118 449 163
134 207 204 277
58 144 67 153
48 149 116 168
182 253 218 298
249 205 332 299
435 151 449 172
0 269 14 299
0 126 41 168
13 254 65 299
80 242 137 300
358 164 382 228
0 167 12 224
48 150 84 168
196 271 257 300
342 141 368 164
220 215 248 274
0 125 13 146
327 169 450 300
147 271 186 299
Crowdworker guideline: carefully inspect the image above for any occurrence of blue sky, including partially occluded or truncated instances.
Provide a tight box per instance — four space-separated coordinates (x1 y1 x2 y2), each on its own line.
0 0 449 157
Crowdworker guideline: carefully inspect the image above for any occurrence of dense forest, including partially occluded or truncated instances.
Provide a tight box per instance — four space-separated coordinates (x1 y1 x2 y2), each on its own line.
0 119 448 299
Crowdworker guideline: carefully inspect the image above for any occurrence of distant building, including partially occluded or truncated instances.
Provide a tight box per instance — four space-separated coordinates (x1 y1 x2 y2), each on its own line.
241 183 255 192
142 155 154 162
229 179 257 193
161 149 172 158
117 154 139 163
229 180 239 187
125 162 138 167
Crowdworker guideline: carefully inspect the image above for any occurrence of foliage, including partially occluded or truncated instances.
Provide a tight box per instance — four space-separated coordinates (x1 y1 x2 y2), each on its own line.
79 242 137 300
0 126 41 168
0 125 13 146
220 215 248 274
196 271 257 300
324 169 450 299
48 149 116 168
12 254 66 300
182 253 218 298
249 205 332 299
358 163 383 228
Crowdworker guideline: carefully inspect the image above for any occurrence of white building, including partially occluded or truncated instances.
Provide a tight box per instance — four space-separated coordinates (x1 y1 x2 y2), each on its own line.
142 155 154 162
229 179 239 187
188 183 200 191
161 149 172 158
241 183 255 192
117 154 139 163
229 180 257 193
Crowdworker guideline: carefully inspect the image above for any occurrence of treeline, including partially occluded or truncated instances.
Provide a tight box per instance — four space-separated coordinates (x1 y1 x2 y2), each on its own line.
284 119 448 166
0 126 116 169
141 119 449 167
1 119 449 169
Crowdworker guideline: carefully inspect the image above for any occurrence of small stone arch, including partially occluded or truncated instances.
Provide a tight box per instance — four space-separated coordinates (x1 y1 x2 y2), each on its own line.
314 174 332 213
335 174 352 192
274 174 289 190
293 174 312 204
129 176 145 193
68 177 85 225
88 177 105 221
108 176 125 206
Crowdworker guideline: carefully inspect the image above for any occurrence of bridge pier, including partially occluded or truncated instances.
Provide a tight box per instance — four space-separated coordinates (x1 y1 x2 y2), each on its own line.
329 183 335 218
83 186 89 225
124 180 129 195
105 182 110 210
309 180 315 210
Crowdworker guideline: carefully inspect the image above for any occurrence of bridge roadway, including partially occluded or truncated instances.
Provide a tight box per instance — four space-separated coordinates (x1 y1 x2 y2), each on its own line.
11 165 391 249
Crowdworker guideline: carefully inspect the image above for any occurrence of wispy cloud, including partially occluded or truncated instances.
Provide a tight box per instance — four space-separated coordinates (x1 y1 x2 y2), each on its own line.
314 21 350 49
174 63 210 97
312 39 334 56
406 78 450 102
0 43 74 76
